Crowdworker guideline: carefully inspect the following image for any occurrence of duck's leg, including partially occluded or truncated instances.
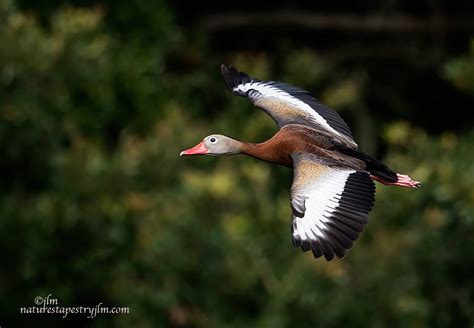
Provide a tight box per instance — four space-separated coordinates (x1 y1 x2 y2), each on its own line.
370 173 421 188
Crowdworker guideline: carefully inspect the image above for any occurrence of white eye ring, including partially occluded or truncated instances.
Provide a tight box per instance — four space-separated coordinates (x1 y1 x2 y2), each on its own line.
209 137 217 143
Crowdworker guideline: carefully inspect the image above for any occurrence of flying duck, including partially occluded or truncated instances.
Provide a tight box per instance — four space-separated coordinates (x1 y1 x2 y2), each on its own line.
180 64 420 261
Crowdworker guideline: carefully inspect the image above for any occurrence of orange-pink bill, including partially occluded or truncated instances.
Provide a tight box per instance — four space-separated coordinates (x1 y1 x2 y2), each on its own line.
180 141 208 156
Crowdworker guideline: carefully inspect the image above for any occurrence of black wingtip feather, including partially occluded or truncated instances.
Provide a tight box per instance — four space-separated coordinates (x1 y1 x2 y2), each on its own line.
220 64 237 92
320 240 335 261
220 64 252 95
310 241 323 258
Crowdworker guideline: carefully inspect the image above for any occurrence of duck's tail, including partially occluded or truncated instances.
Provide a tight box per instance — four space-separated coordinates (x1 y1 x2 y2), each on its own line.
336 147 421 188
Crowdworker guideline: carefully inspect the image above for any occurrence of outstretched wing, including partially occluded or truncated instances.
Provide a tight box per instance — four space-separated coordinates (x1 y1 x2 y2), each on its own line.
290 153 375 260
221 64 357 149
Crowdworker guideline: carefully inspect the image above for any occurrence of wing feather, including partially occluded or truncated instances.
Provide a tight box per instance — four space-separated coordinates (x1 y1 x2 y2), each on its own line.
221 64 358 149
290 153 376 260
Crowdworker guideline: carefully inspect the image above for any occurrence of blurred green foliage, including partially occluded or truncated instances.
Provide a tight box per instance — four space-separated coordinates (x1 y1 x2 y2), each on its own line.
1 1 473 327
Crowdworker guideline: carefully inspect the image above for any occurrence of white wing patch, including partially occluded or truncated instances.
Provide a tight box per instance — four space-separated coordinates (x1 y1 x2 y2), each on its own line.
235 82 345 139
292 169 353 243
290 153 376 260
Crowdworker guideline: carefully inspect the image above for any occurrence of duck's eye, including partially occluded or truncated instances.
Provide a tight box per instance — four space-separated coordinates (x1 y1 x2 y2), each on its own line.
209 137 217 143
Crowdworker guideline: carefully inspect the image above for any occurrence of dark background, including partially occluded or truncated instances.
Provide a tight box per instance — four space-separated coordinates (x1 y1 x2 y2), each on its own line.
1 0 474 326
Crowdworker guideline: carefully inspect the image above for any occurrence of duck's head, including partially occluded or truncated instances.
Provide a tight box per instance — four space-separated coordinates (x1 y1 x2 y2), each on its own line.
180 134 241 156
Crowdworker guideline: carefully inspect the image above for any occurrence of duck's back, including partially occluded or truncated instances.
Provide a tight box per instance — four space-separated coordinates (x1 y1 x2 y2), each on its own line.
245 124 365 169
